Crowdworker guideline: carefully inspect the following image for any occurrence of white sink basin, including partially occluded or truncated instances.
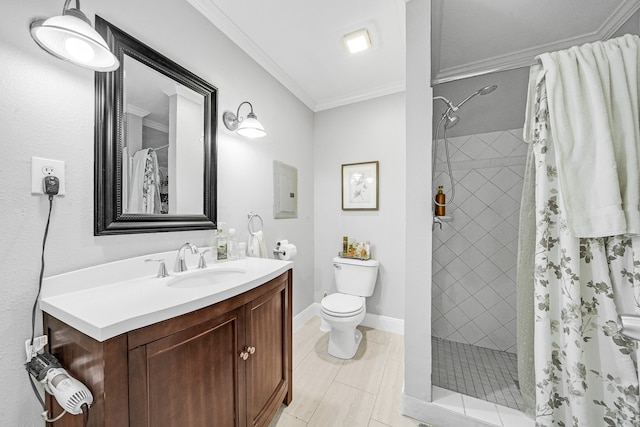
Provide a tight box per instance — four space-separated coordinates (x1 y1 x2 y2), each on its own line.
41 254 292 342
167 268 247 289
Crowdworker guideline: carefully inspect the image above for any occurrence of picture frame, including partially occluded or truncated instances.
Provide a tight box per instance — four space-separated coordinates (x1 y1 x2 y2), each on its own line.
342 161 379 210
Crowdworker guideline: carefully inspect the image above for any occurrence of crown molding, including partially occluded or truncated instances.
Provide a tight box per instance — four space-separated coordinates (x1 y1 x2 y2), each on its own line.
142 118 169 133
126 104 150 118
314 80 406 112
187 0 407 112
186 0 316 110
432 0 640 85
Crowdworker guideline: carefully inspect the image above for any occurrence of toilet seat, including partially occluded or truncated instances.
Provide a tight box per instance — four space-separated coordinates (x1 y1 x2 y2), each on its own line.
321 293 365 317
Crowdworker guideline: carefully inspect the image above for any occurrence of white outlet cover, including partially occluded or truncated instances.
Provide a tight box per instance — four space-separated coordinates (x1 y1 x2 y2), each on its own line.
31 157 66 195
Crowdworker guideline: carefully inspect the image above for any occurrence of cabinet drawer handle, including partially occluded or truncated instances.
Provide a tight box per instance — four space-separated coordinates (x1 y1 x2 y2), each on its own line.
239 351 249 360
247 346 256 355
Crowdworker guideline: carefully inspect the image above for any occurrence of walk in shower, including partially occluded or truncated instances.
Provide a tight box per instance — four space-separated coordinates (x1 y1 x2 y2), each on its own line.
431 85 528 411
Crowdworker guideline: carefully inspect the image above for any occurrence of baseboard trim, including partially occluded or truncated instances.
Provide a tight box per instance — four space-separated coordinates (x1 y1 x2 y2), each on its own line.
294 303 404 335
401 392 496 427
292 303 317 333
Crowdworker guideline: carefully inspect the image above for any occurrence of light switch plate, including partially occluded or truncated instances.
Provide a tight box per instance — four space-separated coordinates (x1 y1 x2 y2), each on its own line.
31 157 66 195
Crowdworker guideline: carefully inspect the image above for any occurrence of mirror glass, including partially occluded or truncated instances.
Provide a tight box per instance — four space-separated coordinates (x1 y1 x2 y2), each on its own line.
122 55 204 215
95 17 217 235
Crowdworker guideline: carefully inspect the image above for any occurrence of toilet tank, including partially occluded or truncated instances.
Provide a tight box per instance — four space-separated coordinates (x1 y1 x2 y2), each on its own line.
333 257 379 297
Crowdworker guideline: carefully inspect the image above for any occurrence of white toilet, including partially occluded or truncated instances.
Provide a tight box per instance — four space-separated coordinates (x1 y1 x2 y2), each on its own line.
321 257 379 359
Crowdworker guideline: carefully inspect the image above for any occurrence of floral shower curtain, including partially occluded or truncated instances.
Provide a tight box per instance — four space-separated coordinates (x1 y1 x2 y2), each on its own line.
528 74 640 426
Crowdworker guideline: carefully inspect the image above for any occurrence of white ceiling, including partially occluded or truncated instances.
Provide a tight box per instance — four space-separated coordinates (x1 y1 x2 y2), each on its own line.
188 0 640 112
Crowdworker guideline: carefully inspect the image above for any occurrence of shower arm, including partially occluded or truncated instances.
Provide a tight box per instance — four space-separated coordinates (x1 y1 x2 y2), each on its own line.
455 91 480 110
433 96 458 112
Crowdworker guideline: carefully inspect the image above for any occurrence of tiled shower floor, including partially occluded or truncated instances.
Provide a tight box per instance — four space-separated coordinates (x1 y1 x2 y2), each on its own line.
432 337 524 411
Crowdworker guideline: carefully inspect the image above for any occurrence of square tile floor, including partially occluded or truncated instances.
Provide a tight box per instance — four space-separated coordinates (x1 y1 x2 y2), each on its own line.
431 337 524 411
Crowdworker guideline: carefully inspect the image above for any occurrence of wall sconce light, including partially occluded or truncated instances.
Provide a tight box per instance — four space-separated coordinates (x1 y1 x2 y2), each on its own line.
30 0 119 72
223 101 267 139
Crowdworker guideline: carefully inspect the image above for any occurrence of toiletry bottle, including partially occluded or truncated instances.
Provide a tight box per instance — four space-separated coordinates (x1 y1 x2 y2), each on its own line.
435 186 446 216
355 242 363 259
216 227 228 261
228 228 238 261
342 236 348 256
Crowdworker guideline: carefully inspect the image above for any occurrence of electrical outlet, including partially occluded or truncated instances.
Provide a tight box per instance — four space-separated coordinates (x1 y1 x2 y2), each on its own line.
25 335 48 362
31 157 66 195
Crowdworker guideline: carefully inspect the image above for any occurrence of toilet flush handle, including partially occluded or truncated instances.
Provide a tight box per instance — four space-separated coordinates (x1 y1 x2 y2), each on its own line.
333 264 342 270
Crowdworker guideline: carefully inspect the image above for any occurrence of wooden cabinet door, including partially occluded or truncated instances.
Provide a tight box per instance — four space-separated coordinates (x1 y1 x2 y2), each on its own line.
129 306 246 427
244 280 289 427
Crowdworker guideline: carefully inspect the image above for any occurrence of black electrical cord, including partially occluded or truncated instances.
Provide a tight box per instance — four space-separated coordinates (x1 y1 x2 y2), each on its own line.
81 403 90 427
27 195 54 412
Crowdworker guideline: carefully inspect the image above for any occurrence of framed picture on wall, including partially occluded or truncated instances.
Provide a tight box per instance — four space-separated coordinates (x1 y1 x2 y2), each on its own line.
342 161 379 210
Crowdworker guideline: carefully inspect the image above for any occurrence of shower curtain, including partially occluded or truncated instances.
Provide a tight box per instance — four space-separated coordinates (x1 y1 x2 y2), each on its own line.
519 35 640 426
128 148 162 214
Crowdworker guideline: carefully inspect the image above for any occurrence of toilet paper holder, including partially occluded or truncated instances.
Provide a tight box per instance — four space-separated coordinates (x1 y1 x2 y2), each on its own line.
273 239 289 255
273 240 296 259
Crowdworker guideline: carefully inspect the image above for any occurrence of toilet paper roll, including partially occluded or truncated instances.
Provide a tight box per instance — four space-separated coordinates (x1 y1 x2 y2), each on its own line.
276 239 289 247
278 244 297 260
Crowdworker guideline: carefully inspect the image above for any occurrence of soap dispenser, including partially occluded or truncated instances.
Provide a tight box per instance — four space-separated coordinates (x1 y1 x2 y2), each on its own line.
215 223 228 261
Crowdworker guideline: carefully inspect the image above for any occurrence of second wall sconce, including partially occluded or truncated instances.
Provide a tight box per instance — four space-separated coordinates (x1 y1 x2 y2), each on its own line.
223 101 267 139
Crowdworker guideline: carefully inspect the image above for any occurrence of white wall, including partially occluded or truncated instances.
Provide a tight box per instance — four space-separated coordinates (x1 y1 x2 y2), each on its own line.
403 0 434 411
314 92 406 319
0 1 314 425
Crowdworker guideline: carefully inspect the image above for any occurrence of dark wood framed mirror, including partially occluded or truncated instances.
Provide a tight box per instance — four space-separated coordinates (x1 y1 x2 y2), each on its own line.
94 16 217 235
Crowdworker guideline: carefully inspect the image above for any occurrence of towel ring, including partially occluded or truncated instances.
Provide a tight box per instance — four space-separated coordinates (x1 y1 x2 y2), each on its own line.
247 212 263 236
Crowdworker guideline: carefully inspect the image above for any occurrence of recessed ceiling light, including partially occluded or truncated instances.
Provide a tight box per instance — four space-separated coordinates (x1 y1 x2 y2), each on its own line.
343 28 371 54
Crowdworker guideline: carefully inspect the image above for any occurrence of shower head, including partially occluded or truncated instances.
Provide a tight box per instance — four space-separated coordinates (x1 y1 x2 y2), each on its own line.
455 84 498 109
443 114 460 130
478 85 497 95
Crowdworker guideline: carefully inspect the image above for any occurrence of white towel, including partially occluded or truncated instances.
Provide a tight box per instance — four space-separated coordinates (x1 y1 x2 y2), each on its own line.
247 231 269 258
538 34 640 237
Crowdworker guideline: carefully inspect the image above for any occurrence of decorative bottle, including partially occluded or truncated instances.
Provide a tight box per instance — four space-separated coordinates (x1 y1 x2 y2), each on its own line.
435 186 446 216
216 226 228 261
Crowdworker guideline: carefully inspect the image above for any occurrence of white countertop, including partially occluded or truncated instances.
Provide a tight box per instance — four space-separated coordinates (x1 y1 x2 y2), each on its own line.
40 252 293 342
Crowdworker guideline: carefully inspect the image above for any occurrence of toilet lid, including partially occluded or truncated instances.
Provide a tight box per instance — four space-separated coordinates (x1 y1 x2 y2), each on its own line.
321 294 364 316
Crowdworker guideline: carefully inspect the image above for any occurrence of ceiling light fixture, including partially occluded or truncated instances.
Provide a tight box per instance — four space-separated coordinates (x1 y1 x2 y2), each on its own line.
343 28 371 54
223 101 267 139
30 0 119 72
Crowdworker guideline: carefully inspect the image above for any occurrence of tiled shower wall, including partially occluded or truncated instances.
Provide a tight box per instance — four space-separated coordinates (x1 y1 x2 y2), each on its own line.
432 128 527 353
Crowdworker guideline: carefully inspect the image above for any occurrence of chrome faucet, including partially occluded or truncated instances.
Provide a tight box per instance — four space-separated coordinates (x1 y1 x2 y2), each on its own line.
174 243 199 272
